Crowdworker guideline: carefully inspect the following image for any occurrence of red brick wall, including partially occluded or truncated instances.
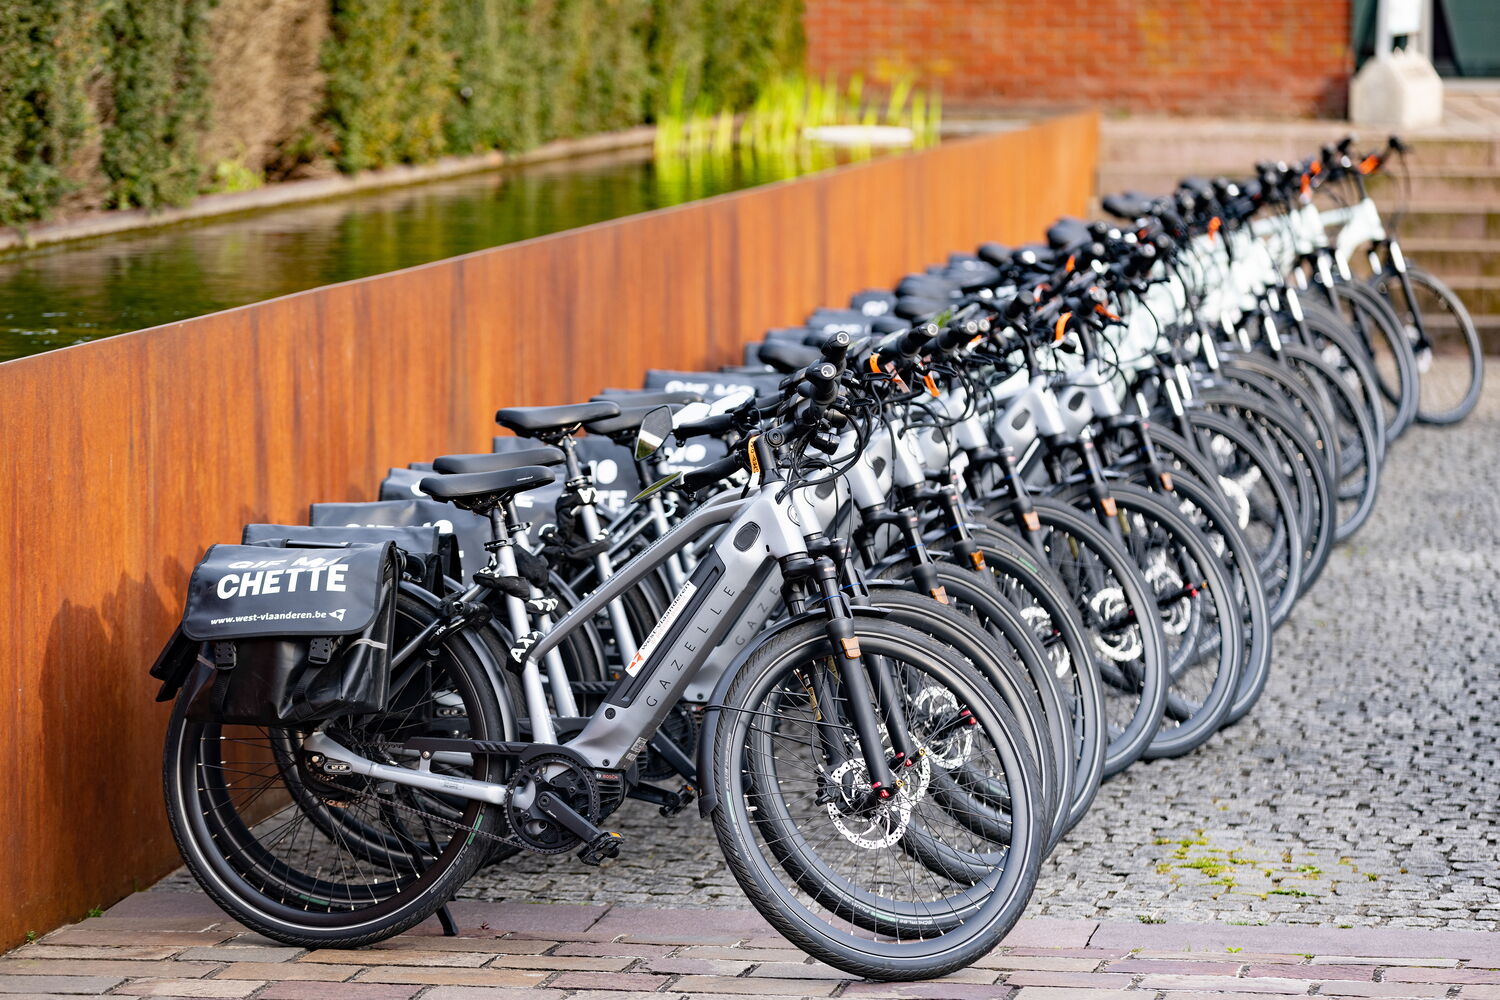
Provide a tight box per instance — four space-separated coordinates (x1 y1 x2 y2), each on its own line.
804 0 1353 117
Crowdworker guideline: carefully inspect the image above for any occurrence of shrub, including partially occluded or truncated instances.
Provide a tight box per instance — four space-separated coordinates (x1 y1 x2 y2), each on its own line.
0 0 806 224
102 0 214 210
0 2 106 227
203 0 330 179
323 0 453 172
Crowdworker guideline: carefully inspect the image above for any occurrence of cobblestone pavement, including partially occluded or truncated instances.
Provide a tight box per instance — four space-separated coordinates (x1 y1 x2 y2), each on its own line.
10 888 1500 998
148 358 1500 938
440 358 1500 928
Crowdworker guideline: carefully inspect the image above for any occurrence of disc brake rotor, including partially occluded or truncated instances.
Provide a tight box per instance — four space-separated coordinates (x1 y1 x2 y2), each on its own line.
824 755 921 850
1089 587 1143 662
912 687 973 768
1145 553 1191 636
1020 604 1075 681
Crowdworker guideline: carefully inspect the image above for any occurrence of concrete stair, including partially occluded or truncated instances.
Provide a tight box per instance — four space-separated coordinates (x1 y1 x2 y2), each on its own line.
1099 118 1500 351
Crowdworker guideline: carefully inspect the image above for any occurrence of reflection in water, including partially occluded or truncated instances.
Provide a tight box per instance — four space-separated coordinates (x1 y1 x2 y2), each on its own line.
0 145 867 363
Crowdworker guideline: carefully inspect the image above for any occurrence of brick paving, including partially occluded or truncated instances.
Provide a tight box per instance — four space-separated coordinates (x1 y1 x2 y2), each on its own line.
26 359 1500 994
9 890 1500 997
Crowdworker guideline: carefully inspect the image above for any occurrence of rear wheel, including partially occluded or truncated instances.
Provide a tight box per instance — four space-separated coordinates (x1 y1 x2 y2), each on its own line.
163 607 504 948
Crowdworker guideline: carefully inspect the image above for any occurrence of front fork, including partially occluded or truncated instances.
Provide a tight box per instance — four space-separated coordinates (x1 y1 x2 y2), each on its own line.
1047 432 1125 544
976 445 1045 555
1105 414 1175 495
783 551 921 803
1371 239 1428 353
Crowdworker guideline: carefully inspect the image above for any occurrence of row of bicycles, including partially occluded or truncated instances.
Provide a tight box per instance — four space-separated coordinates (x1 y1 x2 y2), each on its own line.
151 134 1481 980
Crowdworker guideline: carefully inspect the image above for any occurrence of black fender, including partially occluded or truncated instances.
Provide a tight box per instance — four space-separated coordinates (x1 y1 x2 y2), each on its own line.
399 581 522 743
695 604 889 818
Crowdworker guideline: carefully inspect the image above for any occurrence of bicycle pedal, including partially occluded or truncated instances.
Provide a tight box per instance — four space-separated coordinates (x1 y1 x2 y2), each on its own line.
657 785 696 818
577 830 623 866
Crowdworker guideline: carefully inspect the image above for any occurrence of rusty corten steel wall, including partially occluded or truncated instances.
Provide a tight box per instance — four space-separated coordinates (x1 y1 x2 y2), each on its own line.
0 112 1097 947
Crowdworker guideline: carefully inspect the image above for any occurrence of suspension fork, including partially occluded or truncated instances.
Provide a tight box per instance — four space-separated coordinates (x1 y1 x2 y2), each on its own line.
1281 282 1314 345
983 445 1045 556
818 538 921 769
1055 431 1125 544
1108 415 1175 494
882 492 944 600
1374 239 1429 351
810 555 899 799
930 475 987 575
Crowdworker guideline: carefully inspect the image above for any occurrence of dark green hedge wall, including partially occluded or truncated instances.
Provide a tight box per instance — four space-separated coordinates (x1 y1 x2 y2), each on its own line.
0 0 804 227
0 2 108 228
103 0 215 210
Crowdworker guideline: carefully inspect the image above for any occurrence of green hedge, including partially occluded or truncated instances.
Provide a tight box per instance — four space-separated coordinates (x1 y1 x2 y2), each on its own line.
0 0 805 225
0 2 106 228
102 0 214 210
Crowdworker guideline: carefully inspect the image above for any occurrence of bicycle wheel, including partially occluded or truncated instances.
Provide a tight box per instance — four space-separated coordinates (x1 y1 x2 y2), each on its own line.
1059 483 1243 758
1278 342 1382 541
866 584 1070 854
1290 297 1389 462
1148 469 1273 726
710 617 1042 981
163 600 506 947
1369 265 1485 425
290 591 523 870
1218 355 1341 488
1147 422 1302 629
984 497 1168 777
1327 279 1420 440
934 523 1106 832
1196 388 1336 593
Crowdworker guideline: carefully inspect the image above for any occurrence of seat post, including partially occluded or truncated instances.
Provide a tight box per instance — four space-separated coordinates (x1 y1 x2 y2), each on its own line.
558 429 638 662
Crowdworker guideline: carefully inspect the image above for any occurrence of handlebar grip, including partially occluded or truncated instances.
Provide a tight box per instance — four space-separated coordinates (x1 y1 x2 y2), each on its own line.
678 453 745 494
820 329 851 368
808 432 839 455
936 318 981 353
675 412 736 439
802 361 841 407
896 322 937 360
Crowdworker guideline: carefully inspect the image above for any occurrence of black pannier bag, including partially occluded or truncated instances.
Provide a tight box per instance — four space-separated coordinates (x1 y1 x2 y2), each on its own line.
176 541 400 727
310 498 483 582
241 522 446 592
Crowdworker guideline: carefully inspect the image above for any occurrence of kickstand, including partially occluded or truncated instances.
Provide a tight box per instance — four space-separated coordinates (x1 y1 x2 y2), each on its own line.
436 902 459 937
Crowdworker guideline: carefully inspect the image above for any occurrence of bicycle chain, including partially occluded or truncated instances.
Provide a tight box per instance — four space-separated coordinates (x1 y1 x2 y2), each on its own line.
330 742 530 851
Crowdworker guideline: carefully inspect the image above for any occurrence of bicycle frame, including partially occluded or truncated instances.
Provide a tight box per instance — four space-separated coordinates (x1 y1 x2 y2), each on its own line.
300 465 813 801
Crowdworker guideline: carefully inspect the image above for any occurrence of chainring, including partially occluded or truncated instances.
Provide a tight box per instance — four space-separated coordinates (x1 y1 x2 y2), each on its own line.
505 751 603 855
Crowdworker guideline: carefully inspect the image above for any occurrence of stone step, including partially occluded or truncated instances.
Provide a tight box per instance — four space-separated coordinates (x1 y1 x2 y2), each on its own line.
1432 274 1500 316
1101 120 1500 169
1390 202 1500 241
1097 165 1500 202
1395 239 1500 278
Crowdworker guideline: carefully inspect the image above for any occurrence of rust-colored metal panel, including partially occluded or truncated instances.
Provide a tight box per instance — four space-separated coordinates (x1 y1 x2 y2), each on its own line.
0 112 1097 947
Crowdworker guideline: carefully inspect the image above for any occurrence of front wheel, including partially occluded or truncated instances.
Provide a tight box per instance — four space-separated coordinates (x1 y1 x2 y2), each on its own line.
1369 265 1485 425
709 617 1043 981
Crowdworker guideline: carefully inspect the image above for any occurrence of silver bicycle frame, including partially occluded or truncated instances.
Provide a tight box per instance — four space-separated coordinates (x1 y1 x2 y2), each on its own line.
303 475 810 796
